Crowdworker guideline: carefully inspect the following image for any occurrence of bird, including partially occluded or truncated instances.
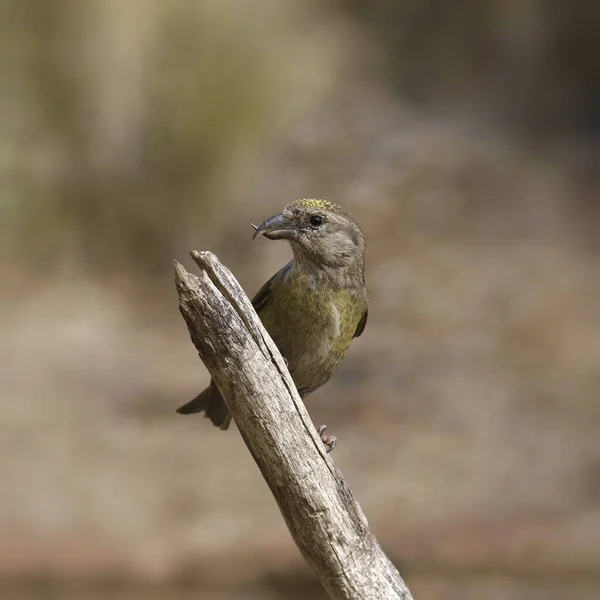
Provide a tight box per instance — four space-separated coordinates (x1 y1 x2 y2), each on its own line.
176 199 368 451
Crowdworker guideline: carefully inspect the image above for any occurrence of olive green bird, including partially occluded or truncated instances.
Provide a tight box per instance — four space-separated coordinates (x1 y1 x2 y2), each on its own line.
176 199 368 450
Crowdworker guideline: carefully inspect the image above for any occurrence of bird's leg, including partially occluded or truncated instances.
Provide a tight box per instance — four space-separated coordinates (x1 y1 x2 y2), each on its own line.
318 425 337 452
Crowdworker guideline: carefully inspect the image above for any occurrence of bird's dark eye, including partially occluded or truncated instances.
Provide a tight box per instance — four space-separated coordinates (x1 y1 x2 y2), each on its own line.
309 215 324 227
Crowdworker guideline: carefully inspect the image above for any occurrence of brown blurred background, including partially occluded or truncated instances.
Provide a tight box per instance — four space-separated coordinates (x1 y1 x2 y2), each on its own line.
1 1 599 599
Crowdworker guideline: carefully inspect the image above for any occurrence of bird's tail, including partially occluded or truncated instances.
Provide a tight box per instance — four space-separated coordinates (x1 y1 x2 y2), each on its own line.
176 385 232 430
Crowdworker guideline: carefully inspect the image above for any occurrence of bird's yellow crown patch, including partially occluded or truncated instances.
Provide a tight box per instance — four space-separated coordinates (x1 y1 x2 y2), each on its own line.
285 198 356 223
296 199 335 210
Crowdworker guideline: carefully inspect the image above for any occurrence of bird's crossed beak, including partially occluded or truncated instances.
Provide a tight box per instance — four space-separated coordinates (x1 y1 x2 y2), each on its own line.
252 213 295 240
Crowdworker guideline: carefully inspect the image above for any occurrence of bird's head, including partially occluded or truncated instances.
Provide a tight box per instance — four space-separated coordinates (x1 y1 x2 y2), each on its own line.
252 199 365 274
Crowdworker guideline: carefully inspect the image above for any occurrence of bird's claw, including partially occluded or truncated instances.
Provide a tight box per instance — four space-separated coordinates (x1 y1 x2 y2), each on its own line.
318 424 337 453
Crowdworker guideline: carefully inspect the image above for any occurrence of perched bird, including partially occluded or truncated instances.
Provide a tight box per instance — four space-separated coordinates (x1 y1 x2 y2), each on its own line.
176 199 368 450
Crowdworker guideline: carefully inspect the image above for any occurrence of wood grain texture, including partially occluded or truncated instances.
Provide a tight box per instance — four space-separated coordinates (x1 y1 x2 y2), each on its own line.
174 251 413 600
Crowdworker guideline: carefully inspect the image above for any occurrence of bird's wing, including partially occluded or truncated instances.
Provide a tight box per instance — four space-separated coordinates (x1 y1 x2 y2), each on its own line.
353 308 368 338
251 260 293 314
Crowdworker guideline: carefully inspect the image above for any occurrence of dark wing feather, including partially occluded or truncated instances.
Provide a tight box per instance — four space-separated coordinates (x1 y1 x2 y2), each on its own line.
354 308 368 338
251 260 293 313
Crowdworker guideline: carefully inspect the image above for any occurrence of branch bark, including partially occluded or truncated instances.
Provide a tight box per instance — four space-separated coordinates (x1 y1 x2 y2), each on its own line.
174 251 413 600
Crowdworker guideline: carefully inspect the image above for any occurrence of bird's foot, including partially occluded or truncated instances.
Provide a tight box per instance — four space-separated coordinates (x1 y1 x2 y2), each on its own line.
318 425 337 453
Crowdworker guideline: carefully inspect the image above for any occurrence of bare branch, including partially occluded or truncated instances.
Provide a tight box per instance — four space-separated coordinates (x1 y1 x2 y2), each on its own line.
174 251 414 600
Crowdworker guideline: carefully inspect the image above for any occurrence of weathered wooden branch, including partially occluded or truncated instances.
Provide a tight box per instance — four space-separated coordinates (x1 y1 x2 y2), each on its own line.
174 251 413 600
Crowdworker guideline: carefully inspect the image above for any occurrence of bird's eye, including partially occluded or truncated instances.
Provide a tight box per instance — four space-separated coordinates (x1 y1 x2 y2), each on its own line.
309 215 324 227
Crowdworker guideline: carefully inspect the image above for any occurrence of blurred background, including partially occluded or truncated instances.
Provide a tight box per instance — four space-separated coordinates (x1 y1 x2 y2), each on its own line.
1 1 599 599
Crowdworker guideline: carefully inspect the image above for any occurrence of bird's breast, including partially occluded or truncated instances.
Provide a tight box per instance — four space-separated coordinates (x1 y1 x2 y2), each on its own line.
258 275 365 395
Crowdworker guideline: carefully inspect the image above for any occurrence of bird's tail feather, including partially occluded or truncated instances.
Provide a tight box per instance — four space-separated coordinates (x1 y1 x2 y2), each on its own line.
176 385 232 430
